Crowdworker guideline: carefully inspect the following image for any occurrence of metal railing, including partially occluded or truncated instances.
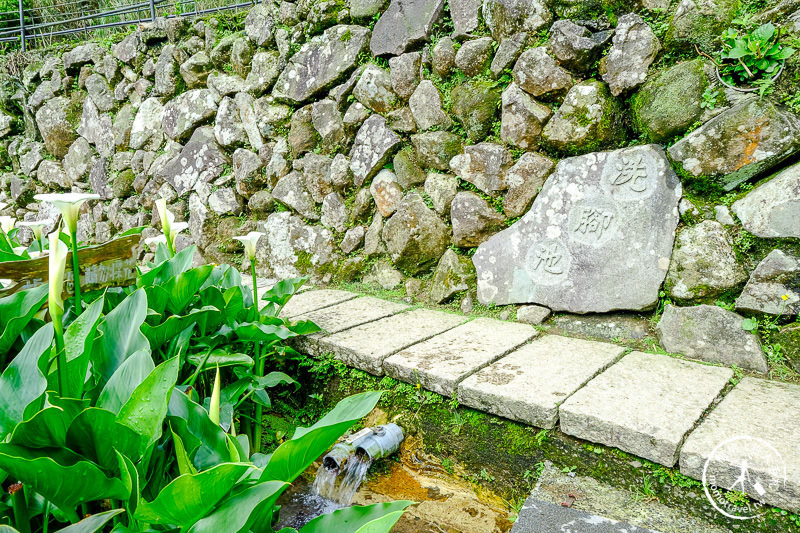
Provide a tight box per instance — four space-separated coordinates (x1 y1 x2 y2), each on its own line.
0 0 255 50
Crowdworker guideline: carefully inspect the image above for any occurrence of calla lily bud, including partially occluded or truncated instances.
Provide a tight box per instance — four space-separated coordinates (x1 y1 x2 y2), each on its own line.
48 231 68 335
233 232 265 260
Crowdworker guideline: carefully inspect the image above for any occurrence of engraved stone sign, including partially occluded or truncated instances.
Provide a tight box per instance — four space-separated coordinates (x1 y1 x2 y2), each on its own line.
0 235 140 298
472 145 682 313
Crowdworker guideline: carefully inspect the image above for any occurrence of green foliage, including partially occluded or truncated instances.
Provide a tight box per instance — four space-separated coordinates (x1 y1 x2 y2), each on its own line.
719 23 796 86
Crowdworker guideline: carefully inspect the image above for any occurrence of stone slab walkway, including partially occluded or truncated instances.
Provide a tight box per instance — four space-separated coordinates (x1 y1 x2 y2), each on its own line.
287 288 800 512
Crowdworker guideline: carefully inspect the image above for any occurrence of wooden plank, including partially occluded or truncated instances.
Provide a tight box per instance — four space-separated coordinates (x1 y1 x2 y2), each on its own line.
0 235 140 298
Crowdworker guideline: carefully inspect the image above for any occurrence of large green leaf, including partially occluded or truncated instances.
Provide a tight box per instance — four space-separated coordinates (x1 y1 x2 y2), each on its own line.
134 463 253 527
92 289 150 385
66 408 141 470
233 323 296 344
164 265 214 315
0 444 130 523
141 306 220 350
62 296 104 397
261 277 307 309
298 502 415 533
187 480 289 533
167 390 231 470
138 246 196 288
0 323 54 439
97 349 155 414
260 391 382 483
117 356 179 454
9 403 79 449
54 509 124 533
187 349 253 369
0 284 48 355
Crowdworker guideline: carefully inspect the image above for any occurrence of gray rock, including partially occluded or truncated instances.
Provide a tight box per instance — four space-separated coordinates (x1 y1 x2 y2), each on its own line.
236 93 265 150
449 142 513 195
736 250 800 317
256 211 336 278
244 3 276 46
298 153 334 202
37 160 70 189
513 47 573 100
343 102 370 130
112 33 145 64
249 190 275 214
666 0 739 52
18 142 45 176
483 0 551 41
489 31 526 79
349 114 401 186
231 37 253 77
162 89 218 142
732 162 800 238
245 51 280 95
542 80 621 154
85 74 115 113
424 172 458 215
311 99 346 151
670 100 800 191
272 171 319 220
349 0 388 21
129 97 165 151
352 64 400 113
321 192 348 233
207 73 247 96
364 260 406 289
370 169 404 217
382 191 451 274
632 59 709 142
154 45 180 97
473 144 682 311
63 43 102 72
214 96 247 148
35 97 77 158
600 14 661 96
389 52 422 100
77 97 114 158
340 225 366 253
327 153 354 190
714 205 735 226
370 0 444 56
657 304 767 373
500 82 551 150
64 138 96 184
364 214 386 256
273 25 370 103
208 187 243 215
386 107 417 133
550 20 613 73
409 80 450 131
503 152 554 217
10 176 35 206
233 148 266 198
454 37 494 77
288 105 319 156
450 0 482 35
161 127 230 196
451 80 501 142
89 157 113 200
112 104 135 151
431 37 456 78
394 150 427 188
560 351 732 466
210 33 237 68
451 191 506 247
517 304 550 324
427 247 476 299
412 131 464 171
666 220 746 301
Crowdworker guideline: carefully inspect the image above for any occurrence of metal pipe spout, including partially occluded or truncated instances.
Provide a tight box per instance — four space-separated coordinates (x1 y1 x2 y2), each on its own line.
354 424 404 461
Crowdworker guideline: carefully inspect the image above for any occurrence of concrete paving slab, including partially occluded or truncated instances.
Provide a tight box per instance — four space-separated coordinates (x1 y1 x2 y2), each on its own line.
559 352 733 467
512 499 659 533
292 296 410 355
383 318 537 397
679 377 800 513
279 289 359 318
318 309 468 375
457 336 625 429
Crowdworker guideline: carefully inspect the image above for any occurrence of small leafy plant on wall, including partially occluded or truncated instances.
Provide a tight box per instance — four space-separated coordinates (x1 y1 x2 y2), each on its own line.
715 22 796 94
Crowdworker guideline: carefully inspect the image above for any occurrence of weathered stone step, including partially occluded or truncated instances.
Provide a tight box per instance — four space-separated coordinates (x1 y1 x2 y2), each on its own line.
279 288 359 318
383 317 538 397
457 336 625 429
559 351 732 467
512 498 660 533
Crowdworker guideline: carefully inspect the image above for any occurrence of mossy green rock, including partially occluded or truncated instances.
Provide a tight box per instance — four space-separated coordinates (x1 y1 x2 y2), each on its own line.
665 0 740 52
773 327 800 373
451 81 501 142
632 59 709 142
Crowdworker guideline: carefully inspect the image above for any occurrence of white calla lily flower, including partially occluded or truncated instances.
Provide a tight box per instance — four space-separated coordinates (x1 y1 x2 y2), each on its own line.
48 230 68 335
233 232 265 260
17 218 55 239
34 193 100 235
0 216 16 233
144 234 168 250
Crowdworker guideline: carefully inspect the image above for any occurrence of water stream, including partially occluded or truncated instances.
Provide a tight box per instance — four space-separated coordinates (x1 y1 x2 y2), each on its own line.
312 451 374 505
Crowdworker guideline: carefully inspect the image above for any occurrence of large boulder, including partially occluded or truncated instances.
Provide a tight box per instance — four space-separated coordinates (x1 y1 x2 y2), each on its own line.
77 97 114 158
180 51 213 89
656 304 767 373
63 43 102 72
736 250 800 317
370 169 404 217
451 81 501 142
246 51 280 95
483 0 551 41
352 64 400 113
512 47 573 101
129 97 165 151
35 97 78 158
162 89 218 142
244 3 276 47
349 114 401 186
382 191 451 274
429 248 476 303
542 80 621 154
449 143 513 195
412 131 464 170
502 152 554 217
85 74 115 113
160 127 230 196
500 83 552 150
666 0 739 52
451 191 506 247
256 211 337 279
668 100 800 191
549 20 613 73
389 52 422 100
214 97 248 148
454 37 494 77
370 0 444 56
473 145 682 311
632 59 709 142
665 220 747 301
273 25 370 104
600 14 661 96
450 0 482 35
409 80 451 131
272 171 319 220
731 162 800 238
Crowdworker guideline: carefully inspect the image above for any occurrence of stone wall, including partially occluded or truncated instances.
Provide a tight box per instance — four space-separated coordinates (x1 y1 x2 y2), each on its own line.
0 0 799 361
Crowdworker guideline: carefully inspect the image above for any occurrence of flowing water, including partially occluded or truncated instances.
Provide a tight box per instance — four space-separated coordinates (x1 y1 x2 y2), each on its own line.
311 452 373 505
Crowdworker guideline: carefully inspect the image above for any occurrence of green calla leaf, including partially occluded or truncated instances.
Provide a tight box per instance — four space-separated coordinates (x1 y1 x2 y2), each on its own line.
299 501 415 533
92 289 150 386
187 480 289 533
66 408 142 470
0 284 48 356
141 306 220 350
138 246 196 288
97 349 154 415
187 349 253 369
167 389 231 470
62 296 104 398
54 509 125 533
